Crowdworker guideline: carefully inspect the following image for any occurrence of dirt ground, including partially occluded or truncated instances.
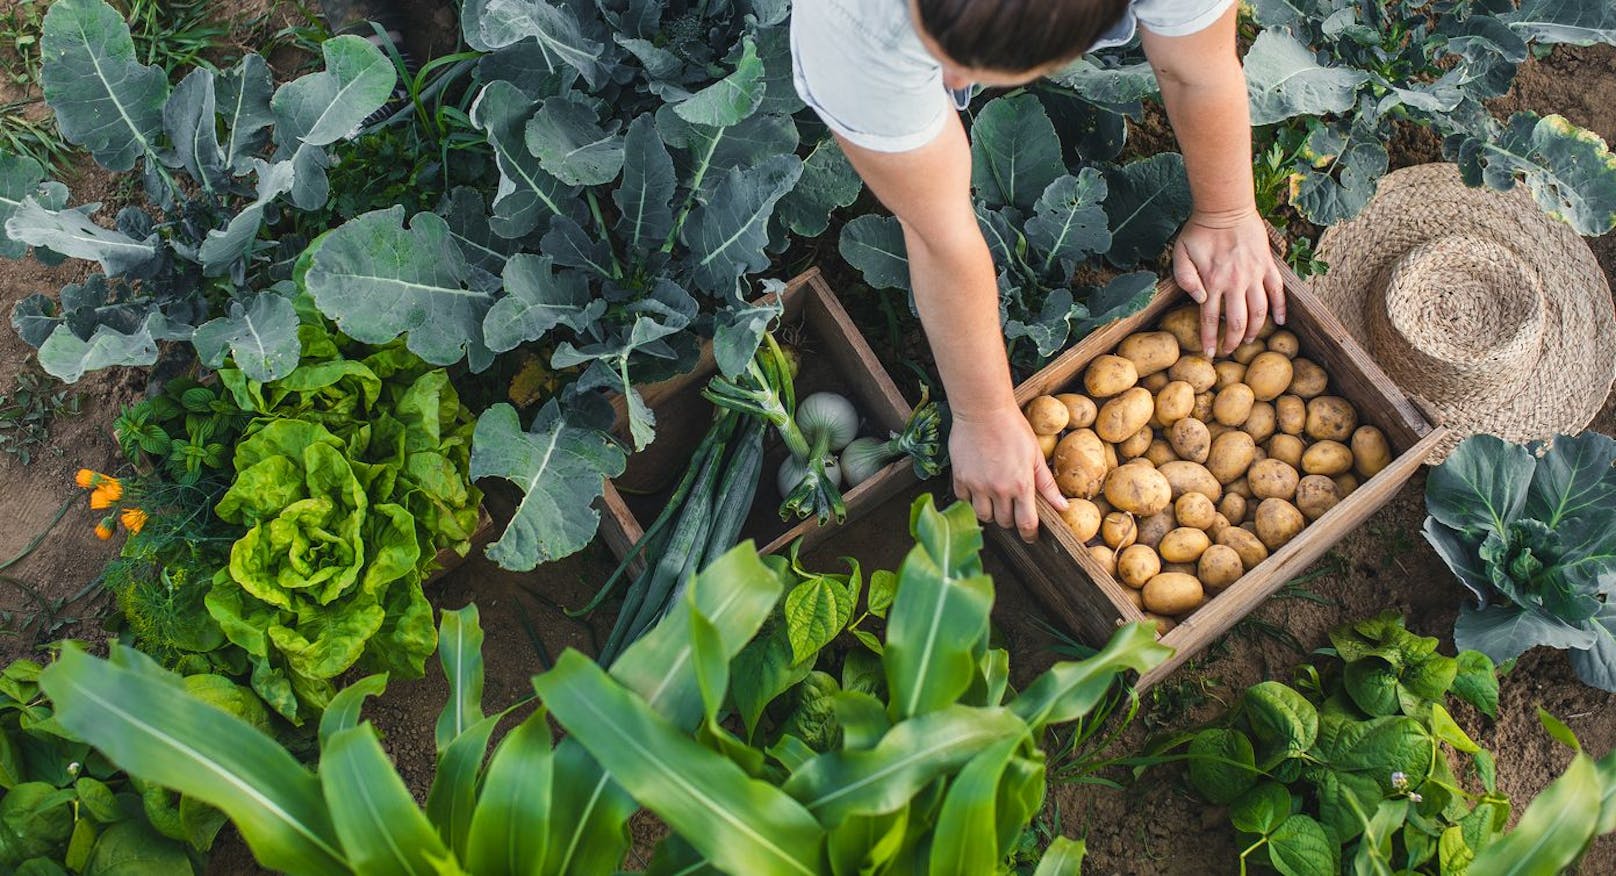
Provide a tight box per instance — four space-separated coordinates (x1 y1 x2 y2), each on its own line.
1 5 1614 873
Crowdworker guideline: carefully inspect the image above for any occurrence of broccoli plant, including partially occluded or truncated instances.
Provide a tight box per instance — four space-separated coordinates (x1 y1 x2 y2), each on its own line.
0 0 396 384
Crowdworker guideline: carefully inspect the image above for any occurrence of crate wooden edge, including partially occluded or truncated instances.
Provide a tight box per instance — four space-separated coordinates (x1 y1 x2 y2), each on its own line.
423 505 495 587
597 266 918 571
1001 258 1445 691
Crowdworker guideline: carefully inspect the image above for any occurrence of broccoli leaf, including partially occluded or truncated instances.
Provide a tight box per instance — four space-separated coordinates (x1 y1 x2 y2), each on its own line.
1102 152 1192 266
1503 0 1616 47
970 93 1064 212
672 36 764 127
471 0 608 88
483 253 604 353
470 401 627 571
1450 111 1616 235
470 80 584 239
270 35 395 151
1025 168 1110 278
36 315 161 383
40 0 167 172
681 154 801 295
191 293 302 382
1244 30 1369 126
838 214 910 292
524 95 625 187
4 199 159 276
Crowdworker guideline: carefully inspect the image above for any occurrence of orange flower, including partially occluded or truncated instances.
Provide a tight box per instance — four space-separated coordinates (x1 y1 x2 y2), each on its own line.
94 518 115 540
89 488 118 510
75 468 98 488
97 477 123 501
120 507 147 534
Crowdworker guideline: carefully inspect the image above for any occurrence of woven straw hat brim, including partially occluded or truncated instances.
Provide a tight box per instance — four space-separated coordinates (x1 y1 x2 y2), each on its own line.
1309 163 1616 461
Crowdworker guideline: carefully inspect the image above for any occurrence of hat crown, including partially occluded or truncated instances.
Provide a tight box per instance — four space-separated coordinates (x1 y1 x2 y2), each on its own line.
1367 235 1545 403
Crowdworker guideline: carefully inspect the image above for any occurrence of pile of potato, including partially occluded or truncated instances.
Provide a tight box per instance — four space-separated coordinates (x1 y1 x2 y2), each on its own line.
1023 305 1392 634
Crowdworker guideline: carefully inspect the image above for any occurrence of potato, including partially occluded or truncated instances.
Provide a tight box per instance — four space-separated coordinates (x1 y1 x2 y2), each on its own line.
1096 387 1155 443
1265 434 1305 469
1198 544 1244 590
1053 429 1107 498
1038 433 1058 459
1103 442 1119 471
1141 371 1170 393
1207 431 1258 485
1025 395 1070 435
1137 509 1177 548
1175 492 1217 530
1268 330 1299 358
1120 456 1155 469
1103 464 1173 516
1227 476 1253 499
1117 544 1161 588
1161 562 1198 576
1192 392 1215 422
1088 545 1117 576
1155 380 1196 425
1243 401 1277 444
1159 305 1203 352
1121 586 1144 610
1294 475 1341 521
1057 393 1097 429
1118 426 1154 460
1248 458 1300 501
1351 425 1392 478
1101 511 1138 549
1252 446 1268 463
1157 461 1223 505
1334 473 1359 497
1143 573 1204 616
1145 438 1179 467
1059 498 1103 542
1231 339 1265 365
1168 417 1211 464
1159 527 1212 563
1207 513 1233 541
1244 352 1295 402
1216 526 1269 570
1213 383 1255 427
1256 316 1278 339
1093 496 1114 517
1305 396 1358 442
1254 498 1306 550
1206 422 1233 442
1118 331 1181 377
1169 354 1217 393
1275 395 1306 435
1213 360 1247 391
1144 612 1177 635
1084 354 1138 398
1289 358 1328 398
1218 492 1248 525
1301 440 1354 477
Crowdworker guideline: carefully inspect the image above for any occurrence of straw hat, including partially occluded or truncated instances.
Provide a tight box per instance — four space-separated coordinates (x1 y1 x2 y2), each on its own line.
1309 163 1616 461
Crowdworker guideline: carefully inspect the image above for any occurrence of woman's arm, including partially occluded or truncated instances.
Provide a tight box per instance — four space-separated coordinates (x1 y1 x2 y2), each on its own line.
1141 3 1284 355
833 115 1068 540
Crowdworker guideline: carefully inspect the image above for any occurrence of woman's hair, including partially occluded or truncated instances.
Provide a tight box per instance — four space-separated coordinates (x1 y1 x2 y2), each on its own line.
914 0 1133 72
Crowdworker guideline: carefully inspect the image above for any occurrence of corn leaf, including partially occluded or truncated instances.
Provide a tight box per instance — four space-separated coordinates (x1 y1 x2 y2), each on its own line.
434 605 487 751
465 710 555 875
320 726 451 875
926 737 1020 875
38 645 350 875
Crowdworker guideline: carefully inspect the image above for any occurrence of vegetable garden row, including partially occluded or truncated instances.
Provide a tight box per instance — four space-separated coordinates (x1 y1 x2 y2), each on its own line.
0 0 1615 873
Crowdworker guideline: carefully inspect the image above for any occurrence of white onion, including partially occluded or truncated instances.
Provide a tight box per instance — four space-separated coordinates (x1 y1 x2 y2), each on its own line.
839 436 896 488
795 392 859 451
777 453 842 498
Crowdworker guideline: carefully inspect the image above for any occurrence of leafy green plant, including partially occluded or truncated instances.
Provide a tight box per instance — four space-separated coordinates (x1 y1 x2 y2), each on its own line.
1469 708 1616 874
0 366 80 465
1423 432 1616 691
0 0 396 384
0 649 271 874
1177 612 1505 874
1238 0 1616 233
41 498 1167 874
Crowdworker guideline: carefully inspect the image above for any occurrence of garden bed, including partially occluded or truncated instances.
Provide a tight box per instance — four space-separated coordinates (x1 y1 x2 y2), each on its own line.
597 268 922 571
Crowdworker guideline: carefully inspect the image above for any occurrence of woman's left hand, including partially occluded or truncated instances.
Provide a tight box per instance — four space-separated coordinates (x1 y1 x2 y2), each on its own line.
1171 208 1286 355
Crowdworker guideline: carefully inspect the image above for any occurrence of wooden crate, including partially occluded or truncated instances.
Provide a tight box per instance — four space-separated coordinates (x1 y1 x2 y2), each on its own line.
989 261 1448 690
597 268 918 572
423 505 494 587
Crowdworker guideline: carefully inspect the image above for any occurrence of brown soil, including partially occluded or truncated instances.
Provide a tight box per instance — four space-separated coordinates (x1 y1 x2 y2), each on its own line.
5 7 1616 875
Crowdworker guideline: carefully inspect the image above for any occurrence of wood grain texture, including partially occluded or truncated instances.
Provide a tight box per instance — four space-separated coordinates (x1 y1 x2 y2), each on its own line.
596 267 918 566
1000 253 1443 692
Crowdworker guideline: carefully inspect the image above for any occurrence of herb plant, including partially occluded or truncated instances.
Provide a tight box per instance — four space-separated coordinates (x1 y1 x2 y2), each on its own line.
42 498 1167 874
1179 612 1504 875
1423 432 1616 691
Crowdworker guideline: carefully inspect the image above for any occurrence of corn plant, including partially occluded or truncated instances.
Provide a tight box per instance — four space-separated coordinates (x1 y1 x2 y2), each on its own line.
39 497 1171 874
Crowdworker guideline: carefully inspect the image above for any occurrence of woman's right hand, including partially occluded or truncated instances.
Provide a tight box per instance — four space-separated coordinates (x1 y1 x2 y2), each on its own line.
949 403 1068 543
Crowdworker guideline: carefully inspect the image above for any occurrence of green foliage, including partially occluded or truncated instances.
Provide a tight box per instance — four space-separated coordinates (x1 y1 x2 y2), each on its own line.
1240 0 1616 233
1423 432 1616 691
1179 613 1507 874
41 499 1158 874
0 367 80 465
1 0 396 384
0 649 275 874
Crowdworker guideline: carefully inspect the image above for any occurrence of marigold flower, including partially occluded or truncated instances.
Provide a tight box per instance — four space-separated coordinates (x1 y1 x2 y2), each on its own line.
97 477 123 501
75 469 98 488
93 519 115 540
89 488 118 510
120 507 147 534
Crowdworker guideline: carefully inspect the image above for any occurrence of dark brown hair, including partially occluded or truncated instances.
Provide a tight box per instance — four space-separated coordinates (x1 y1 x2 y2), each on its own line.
914 0 1132 72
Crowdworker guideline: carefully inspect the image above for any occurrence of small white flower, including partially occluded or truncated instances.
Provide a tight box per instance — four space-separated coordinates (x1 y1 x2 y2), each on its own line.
67 762 82 777
1391 771 1408 789
1408 792 1423 804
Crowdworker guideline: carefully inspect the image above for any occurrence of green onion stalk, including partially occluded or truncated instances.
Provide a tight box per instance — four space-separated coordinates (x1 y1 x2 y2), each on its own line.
703 334 847 525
